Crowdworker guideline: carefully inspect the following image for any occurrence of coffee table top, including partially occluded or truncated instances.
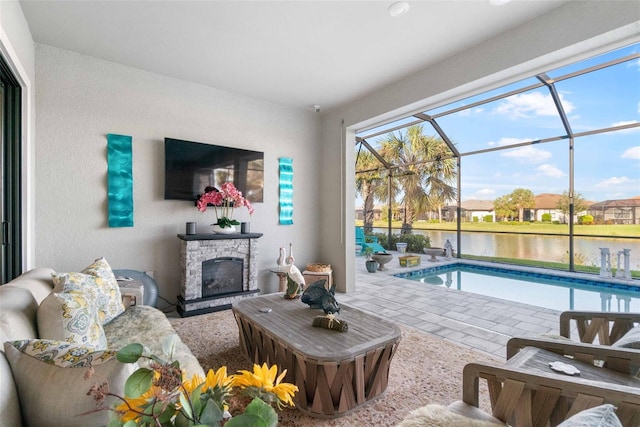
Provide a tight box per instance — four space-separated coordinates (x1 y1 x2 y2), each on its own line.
233 293 402 362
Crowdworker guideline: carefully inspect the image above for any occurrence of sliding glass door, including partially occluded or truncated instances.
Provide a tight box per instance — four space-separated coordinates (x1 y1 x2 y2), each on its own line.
0 54 22 284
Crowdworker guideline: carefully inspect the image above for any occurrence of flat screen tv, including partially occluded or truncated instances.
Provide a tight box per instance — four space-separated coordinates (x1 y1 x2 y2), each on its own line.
164 138 264 203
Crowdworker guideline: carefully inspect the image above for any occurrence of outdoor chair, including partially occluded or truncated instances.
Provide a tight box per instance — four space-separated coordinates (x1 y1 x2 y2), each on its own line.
355 226 385 254
508 310 640 375
558 310 640 346
460 354 640 426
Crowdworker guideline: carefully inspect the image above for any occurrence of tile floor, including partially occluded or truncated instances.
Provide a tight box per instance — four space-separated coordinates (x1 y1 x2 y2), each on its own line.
339 252 564 358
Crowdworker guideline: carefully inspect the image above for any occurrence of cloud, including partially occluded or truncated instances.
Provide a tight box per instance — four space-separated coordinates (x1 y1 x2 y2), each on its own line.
500 145 552 163
596 176 630 188
621 146 640 159
493 91 575 118
611 120 640 133
537 164 565 177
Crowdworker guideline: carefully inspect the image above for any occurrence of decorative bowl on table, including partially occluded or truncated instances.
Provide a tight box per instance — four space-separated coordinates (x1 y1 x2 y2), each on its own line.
371 252 394 271
423 247 443 262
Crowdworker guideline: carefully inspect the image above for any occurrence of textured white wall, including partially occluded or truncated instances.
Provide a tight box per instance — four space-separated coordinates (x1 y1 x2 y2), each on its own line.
320 1 640 292
35 45 321 303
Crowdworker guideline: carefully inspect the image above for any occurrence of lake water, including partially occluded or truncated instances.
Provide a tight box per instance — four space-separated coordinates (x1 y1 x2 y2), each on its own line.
372 228 640 272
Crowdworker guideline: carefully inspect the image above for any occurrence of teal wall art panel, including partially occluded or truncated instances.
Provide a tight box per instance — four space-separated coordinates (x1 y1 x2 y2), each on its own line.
107 133 133 227
279 157 293 225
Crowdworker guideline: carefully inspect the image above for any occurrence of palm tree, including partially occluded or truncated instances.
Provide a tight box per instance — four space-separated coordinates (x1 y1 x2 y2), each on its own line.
355 148 383 234
379 125 457 232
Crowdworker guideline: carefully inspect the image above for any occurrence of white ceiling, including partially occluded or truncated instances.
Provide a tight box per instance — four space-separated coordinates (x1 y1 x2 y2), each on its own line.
20 0 568 113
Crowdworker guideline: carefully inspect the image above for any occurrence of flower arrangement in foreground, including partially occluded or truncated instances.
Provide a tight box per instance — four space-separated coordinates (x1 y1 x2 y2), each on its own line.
196 182 254 229
87 338 297 427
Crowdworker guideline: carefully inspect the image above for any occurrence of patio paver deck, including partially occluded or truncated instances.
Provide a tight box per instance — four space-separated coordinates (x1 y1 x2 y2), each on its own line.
341 252 565 358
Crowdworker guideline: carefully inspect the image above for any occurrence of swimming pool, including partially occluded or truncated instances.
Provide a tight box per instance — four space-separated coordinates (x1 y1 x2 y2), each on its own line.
395 263 640 312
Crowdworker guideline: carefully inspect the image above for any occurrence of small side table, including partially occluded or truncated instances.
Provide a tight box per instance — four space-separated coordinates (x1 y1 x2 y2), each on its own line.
302 269 333 289
269 268 289 292
117 279 144 309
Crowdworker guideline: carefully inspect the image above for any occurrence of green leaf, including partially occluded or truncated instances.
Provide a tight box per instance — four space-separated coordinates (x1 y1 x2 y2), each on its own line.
162 334 178 360
225 414 267 427
156 405 176 423
124 368 154 398
122 421 137 427
117 343 144 363
179 393 193 419
225 398 278 427
173 411 191 427
198 398 225 425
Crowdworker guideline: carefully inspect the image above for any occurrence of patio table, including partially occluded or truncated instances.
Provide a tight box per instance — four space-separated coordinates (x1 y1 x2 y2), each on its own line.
233 293 402 418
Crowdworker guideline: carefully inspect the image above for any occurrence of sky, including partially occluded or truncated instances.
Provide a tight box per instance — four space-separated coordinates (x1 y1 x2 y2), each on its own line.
358 42 639 205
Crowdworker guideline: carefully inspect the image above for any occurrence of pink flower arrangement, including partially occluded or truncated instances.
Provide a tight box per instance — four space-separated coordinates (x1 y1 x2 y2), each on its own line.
197 182 254 228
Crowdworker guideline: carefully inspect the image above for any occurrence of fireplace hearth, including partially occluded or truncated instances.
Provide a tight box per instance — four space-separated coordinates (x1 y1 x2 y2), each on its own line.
177 233 262 317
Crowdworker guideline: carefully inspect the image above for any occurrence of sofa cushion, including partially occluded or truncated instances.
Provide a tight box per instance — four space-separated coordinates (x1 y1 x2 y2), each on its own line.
0 286 39 345
52 257 125 324
103 305 205 378
0 352 22 427
4 267 56 304
3 339 134 427
38 289 108 349
557 404 622 427
397 403 505 426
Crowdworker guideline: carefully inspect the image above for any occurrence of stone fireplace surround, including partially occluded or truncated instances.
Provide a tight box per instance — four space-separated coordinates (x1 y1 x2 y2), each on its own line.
177 233 262 317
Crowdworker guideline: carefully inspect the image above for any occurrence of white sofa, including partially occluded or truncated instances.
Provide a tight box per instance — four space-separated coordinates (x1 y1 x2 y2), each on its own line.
0 267 204 427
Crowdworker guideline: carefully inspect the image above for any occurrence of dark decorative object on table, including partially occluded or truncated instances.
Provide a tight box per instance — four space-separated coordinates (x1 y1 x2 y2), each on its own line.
301 280 340 314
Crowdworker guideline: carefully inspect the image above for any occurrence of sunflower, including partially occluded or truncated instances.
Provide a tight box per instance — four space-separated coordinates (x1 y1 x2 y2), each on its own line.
232 363 298 408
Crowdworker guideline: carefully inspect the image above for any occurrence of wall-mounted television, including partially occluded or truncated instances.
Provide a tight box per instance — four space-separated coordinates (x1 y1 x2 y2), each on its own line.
164 138 264 203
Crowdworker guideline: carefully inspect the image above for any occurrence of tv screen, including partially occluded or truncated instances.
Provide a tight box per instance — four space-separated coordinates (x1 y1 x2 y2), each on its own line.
164 138 264 203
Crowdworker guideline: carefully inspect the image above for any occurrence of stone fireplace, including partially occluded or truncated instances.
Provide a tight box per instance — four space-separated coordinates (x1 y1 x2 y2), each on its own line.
177 233 262 317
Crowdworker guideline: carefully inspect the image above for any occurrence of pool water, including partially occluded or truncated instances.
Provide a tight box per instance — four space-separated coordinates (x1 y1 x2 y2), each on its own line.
395 264 640 312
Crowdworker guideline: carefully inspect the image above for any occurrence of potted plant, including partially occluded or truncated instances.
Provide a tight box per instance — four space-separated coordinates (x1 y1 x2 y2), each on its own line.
363 247 378 273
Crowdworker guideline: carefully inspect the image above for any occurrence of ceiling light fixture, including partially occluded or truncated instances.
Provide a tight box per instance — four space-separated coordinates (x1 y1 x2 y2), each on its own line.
388 1 410 17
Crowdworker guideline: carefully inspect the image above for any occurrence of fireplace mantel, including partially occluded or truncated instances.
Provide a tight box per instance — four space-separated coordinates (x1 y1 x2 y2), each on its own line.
177 233 262 317
177 233 263 241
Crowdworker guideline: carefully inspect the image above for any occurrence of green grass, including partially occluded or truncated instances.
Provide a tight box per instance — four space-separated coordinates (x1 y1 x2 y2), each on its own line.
358 220 640 237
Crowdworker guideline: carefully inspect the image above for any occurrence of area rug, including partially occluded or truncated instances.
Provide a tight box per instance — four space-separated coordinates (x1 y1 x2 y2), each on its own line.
170 309 500 426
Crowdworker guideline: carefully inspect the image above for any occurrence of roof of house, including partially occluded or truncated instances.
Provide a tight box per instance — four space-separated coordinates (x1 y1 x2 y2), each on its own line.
534 193 562 210
588 198 640 209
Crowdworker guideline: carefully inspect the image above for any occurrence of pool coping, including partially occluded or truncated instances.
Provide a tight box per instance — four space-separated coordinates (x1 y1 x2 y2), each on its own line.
393 258 640 292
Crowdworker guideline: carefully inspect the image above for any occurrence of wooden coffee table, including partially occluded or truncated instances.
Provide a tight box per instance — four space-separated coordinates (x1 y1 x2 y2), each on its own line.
232 293 402 418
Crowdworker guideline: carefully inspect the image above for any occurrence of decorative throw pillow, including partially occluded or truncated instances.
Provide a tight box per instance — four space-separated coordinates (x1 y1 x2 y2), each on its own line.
52 257 125 324
3 340 134 427
557 404 622 427
38 289 108 349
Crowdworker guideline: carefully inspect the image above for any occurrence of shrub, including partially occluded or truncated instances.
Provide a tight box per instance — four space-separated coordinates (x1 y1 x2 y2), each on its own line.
579 214 594 225
378 233 430 253
541 213 552 222
483 215 493 223
472 216 479 222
